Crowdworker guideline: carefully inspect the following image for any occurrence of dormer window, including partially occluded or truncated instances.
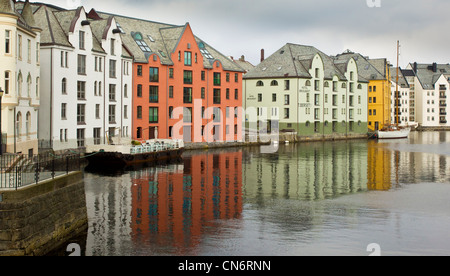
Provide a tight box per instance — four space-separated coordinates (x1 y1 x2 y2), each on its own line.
132 32 151 52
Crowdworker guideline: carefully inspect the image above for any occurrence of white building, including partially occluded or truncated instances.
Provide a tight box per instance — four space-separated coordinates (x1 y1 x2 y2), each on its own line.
0 0 41 156
33 4 132 152
406 62 450 128
390 67 417 127
243 44 368 139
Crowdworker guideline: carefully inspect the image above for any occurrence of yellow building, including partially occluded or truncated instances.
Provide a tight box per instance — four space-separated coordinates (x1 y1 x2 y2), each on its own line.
334 52 391 131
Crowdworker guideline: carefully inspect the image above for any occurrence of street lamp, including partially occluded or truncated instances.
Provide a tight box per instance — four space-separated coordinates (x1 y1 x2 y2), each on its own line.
0 87 3 155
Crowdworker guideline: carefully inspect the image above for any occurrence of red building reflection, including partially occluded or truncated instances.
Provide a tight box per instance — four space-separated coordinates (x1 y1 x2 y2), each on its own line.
130 150 243 253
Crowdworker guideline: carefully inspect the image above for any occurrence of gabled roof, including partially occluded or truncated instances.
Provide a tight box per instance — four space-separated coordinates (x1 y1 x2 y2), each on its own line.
390 67 409 88
411 63 450 89
244 43 347 80
0 0 16 17
333 51 387 81
94 10 243 71
33 4 72 47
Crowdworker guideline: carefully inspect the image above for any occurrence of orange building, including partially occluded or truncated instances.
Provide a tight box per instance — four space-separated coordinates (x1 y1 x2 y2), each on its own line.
89 10 244 143
130 150 243 252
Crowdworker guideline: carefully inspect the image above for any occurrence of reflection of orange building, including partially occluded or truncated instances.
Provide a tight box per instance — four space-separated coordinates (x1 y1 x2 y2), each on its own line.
130 150 242 252
367 141 392 190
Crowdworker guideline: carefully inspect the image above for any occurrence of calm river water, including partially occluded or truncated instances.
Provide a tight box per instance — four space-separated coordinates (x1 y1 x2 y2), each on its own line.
82 132 450 256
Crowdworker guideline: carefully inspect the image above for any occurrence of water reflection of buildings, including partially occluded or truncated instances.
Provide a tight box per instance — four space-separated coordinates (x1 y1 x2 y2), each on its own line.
130 150 243 253
243 142 370 202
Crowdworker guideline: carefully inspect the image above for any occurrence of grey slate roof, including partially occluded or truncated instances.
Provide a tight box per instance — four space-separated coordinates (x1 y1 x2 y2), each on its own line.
333 51 387 81
95 10 244 72
33 4 72 47
390 67 409 88
244 43 348 81
411 63 450 89
0 0 16 16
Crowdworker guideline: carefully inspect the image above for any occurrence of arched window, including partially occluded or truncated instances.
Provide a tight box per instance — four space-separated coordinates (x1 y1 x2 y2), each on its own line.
270 80 278 86
256 80 264 87
305 80 311 86
17 72 23 97
27 74 32 97
36 77 39 98
26 112 31 138
357 84 362 89
342 83 347 89
324 81 329 88
62 78 67 94
16 112 22 141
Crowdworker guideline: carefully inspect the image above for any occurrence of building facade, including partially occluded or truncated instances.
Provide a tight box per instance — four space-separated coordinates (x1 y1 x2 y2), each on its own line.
389 67 416 127
0 0 41 155
334 51 391 131
90 10 245 143
406 62 450 128
33 4 132 151
243 43 368 139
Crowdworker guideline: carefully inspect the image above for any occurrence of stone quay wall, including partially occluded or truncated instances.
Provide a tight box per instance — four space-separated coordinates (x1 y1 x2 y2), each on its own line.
0 172 88 256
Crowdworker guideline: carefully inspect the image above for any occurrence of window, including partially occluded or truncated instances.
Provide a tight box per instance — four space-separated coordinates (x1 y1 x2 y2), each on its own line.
109 105 116 123
61 103 67 119
226 88 230 99
201 71 205 81
93 128 101 145
256 81 264 87
109 84 116 101
133 32 151 52
184 70 193 84
137 106 142 119
284 108 289 119
315 68 319 78
183 87 192 103
169 106 174 119
149 107 158 123
79 31 85 49
271 80 278 86
4 71 10 94
183 107 192 123
5 30 10 54
332 81 337 92
284 80 290 90
137 84 142 97
77 104 85 124
77 129 85 147
98 81 102 95
124 84 128 98
149 86 158 102
201 87 205 99
61 78 67 94
110 39 115 55
315 94 320 106
184 51 192 66
18 35 22 60
373 97 376 103
314 80 320 91
95 104 100 119
169 68 174 78
109 60 116 78
77 81 86 100
285 95 290 105
214 73 221 86
27 39 31 63
272 93 277 102
235 89 239 100
213 89 221 104
137 65 142 76
77 54 86 75
258 93 262 102
226 73 230 82
314 108 320 120
149 67 159 82
169 86 174 98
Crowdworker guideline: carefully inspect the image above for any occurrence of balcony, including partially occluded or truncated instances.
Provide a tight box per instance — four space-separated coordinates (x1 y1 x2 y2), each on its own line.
440 102 447 107
440 120 448 124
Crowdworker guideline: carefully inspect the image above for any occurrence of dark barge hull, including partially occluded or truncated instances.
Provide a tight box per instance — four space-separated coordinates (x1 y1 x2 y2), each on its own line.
85 148 184 170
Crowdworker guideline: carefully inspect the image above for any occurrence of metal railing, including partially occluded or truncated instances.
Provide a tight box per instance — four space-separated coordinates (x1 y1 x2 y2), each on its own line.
0 152 82 190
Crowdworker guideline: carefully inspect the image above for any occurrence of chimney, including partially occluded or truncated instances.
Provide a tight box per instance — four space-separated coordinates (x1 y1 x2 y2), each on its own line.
240 55 245 62
261 49 265 62
413 62 417 73
433 62 437 73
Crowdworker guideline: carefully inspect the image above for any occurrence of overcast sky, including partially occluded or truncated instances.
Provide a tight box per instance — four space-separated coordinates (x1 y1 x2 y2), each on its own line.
42 0 450 68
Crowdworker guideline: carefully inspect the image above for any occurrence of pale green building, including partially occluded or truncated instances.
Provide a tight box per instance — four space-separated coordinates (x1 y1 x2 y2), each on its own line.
243 43 368 139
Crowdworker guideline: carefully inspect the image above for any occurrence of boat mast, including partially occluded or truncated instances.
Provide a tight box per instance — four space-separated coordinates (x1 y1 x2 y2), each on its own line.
396 40 400 127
